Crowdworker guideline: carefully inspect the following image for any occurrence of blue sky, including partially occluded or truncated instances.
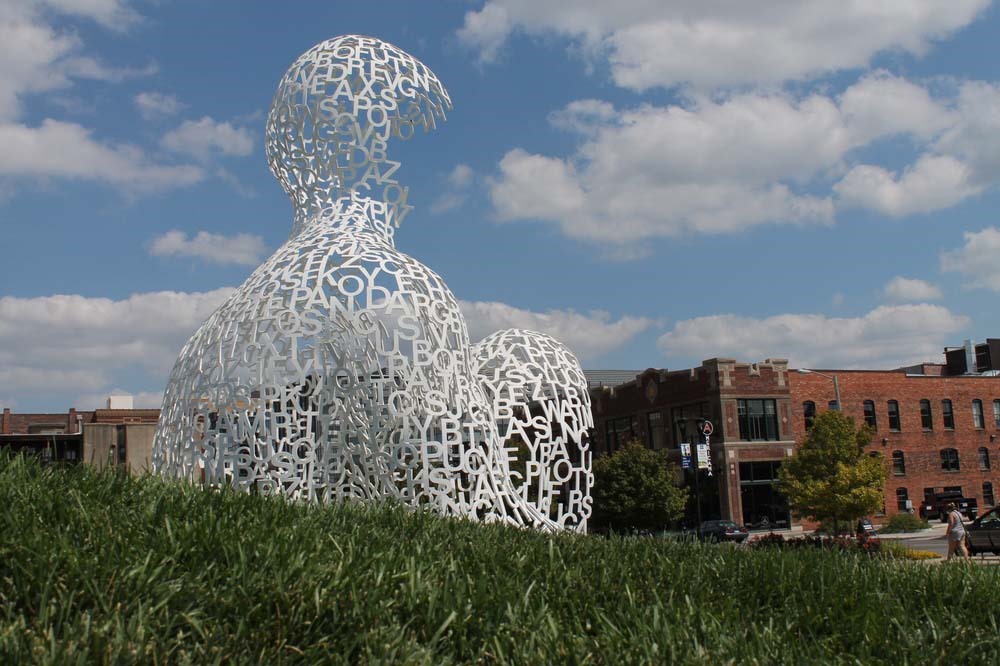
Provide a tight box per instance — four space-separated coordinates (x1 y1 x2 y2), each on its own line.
3 0 1000 411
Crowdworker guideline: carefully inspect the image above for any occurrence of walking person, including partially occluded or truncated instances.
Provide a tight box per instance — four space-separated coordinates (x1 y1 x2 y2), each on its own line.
946 502 969 560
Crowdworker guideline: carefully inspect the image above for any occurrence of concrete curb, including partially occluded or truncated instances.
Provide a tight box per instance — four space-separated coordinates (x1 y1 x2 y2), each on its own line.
876 523 948 541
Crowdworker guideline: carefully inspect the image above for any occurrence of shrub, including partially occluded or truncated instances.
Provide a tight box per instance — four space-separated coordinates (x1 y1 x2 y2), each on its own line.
749 533 882 556
879 512 931 534
880 541 940 560
591 441 687 532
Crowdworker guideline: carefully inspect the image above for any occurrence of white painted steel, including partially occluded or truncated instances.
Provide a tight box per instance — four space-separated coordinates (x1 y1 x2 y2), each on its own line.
153 35 592 531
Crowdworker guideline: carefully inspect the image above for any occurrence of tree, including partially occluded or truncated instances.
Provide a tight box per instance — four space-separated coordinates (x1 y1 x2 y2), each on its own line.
777 410 886 534
591 441 688 532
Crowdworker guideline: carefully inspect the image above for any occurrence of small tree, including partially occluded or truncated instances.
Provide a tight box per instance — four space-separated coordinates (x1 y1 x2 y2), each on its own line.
591 441 688 532
777 410 886 534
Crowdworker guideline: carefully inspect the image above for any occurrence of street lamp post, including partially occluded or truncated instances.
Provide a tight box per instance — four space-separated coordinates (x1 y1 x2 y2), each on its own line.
796 368 841 411
675 417 704 530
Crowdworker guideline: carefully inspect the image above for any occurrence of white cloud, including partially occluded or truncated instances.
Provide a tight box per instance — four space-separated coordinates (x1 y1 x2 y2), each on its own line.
0 367 108 392
149 230 268 266
0 289 233 401
33 0 140 30
936 82 1000 186
458 1 988 90
941 227 1000 292
882 277 943 302
0 2 201 199
456 2 512 63
0 0 148 121
838 71 956 144
134 91 185 120
657 304 969 369
73 388 164 410
161 117 253 161
0 119 204 192
834 155 981 217
490 86 891 245
547 99 617 133
487 73 1000 246
460 299 653 362
430 163 476 213
447 164 474 188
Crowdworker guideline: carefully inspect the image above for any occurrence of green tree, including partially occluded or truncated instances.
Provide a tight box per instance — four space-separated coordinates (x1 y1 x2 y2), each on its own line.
777 410 886 534
591 441 688 532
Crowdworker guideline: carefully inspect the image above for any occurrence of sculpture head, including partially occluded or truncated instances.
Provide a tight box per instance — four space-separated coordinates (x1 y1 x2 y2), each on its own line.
266 35 452 237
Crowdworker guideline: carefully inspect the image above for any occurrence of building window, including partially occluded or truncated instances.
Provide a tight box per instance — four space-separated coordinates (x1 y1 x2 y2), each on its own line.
671 403 709 447
27 423 65 434
896 487 909 512
892 450 906 475
605 416 634 452
979 447 991 471
920 399 933 430
994 400 1000 428
941 447 960 472
973 400 985 429
887 400 901 432
803 401 816 430
985 482 996 507
647 411 666 450
942 400 955 430
737 399 779 441
863 400 877 430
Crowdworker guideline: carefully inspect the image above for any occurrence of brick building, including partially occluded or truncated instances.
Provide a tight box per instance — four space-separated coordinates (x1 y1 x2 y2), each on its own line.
0 397 160 474
791 363 999 522
591 358 796 528
590 341 1000 529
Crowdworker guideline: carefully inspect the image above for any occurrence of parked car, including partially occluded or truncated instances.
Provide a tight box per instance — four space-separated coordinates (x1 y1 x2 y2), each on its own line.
698 520 748 543
965 507 1000 556
920 490 978 522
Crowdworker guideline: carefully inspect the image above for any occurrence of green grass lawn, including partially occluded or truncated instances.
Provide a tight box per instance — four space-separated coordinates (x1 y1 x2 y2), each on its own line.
1 455 997 665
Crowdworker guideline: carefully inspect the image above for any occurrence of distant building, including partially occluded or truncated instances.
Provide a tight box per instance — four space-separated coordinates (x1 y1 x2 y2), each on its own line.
591 358 795 529
590 340 1000 529
583 370 643 389
0 396 159 474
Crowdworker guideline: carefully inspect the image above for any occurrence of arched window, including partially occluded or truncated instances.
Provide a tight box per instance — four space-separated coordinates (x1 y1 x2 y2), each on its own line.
863 400 877 429
896 487 909 512
887 400 901 431
941 448 960 472
979 447 991 471
803 401 816 430
942 399 954 429
920 399 933 430
892 450 905 475
984 482 995 507
973 400 985 429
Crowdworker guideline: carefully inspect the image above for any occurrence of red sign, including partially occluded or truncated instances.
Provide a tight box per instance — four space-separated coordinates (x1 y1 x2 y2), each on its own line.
701 420 714 436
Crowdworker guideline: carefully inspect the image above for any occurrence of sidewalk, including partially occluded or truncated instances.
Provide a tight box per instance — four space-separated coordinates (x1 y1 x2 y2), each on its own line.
875 522 948 540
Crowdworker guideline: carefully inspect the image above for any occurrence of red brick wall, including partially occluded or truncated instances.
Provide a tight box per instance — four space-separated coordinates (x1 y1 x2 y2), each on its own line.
790 371 1000 520
0 409 161 434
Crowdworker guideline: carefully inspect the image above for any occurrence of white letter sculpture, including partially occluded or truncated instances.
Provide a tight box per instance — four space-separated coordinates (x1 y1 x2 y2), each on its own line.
153 35 593 531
